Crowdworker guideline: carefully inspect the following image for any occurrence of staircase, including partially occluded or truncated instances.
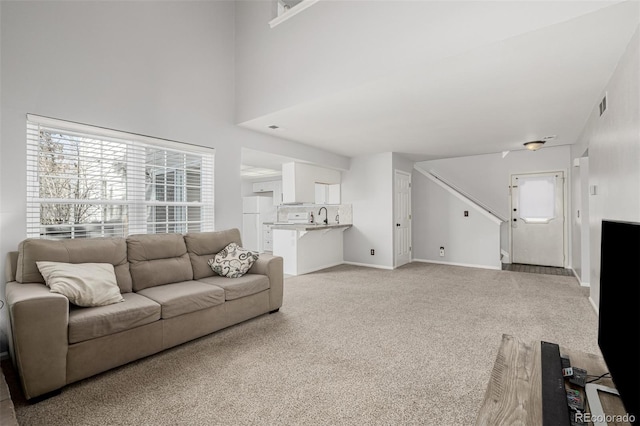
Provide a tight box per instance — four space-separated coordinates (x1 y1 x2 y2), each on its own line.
413 166 507 270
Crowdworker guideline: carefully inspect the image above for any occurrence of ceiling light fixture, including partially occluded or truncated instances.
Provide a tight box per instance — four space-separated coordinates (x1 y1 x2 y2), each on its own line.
524 140 545 151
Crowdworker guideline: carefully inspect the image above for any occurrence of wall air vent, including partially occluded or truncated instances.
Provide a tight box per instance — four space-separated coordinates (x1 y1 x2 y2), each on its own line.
599 93 607 116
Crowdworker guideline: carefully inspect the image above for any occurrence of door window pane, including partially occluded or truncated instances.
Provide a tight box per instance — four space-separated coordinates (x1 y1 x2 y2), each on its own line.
519 176 556 221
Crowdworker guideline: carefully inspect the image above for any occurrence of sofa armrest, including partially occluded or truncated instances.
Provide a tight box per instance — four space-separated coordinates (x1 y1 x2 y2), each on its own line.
5 251 18 283
248 254 283 311
6 282 69 399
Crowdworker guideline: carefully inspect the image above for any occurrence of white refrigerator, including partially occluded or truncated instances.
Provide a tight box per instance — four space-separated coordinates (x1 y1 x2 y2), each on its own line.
242 196 276 252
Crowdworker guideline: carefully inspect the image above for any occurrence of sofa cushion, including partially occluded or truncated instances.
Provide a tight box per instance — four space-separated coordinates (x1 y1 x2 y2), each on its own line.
16 237 132 293
184 229 242 280
136 280 225 319
36 261 124 307
198 274 269 301
68 293 161 344
126 233 193 291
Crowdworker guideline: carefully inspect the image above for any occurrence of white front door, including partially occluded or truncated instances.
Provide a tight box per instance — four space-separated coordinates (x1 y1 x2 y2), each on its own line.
394 170 412 267
511 171 565 267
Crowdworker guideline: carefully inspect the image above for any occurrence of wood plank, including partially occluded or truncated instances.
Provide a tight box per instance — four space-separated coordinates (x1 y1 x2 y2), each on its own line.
476 336 632 426
476 334 541 425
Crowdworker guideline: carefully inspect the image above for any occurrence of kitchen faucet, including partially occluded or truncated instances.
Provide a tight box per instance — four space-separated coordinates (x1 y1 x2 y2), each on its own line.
318 207 328 225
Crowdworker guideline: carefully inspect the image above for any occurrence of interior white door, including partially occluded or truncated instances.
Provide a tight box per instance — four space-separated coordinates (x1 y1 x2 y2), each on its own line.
394 170 412 267
511 171 565 267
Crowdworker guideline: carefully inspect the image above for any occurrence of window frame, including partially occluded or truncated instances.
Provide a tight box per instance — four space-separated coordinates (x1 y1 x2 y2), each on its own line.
26 114 215 239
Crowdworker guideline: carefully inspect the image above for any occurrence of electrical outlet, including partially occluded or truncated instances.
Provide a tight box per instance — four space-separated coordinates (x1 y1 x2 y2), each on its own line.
464 211 469 217
439 247 445 257
370 249 375 256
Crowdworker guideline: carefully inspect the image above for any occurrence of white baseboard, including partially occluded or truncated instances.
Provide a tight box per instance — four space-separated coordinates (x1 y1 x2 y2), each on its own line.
342 261 394 270
412 258 501 271
589 297 599 314
570 267 591 287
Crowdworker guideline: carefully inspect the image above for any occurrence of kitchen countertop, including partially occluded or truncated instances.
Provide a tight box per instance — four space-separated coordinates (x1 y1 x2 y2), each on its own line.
271 223 352 231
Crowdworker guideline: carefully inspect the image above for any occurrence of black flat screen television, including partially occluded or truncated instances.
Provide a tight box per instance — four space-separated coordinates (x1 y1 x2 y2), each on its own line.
598 219 640 424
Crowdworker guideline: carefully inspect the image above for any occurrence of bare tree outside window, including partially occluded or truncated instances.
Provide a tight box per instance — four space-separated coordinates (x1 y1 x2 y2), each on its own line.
36 130 128 238
27 117 215 239
39 131 100 225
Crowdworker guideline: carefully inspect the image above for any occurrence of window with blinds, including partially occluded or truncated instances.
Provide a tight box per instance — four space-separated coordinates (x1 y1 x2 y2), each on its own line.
26 115 214 239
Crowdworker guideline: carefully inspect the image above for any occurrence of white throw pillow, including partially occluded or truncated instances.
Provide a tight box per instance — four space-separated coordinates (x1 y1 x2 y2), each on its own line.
208 243 259 278
36 261 125 307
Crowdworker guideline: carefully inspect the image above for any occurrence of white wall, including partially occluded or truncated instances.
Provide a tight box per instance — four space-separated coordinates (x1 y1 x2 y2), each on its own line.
415 146 571 262
234 1 614 123
342 153 394 268
0 1 348 353
412 170 501 269
340 153 413 269
392 154 414 176
571 28 640 308
282 162 340 204
579 157 591 285
241 181 256 197
416 146 571 220
571 157 583 279
570 154 592 285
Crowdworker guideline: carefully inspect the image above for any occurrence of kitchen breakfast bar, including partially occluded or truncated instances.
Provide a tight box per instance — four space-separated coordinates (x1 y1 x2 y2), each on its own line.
272 223 351 276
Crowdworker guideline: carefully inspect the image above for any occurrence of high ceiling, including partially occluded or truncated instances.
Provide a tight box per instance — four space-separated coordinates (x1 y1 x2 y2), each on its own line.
239 1 639 161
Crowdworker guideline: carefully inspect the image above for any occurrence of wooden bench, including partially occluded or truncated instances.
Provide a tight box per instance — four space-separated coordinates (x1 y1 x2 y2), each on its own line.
476 334 630 425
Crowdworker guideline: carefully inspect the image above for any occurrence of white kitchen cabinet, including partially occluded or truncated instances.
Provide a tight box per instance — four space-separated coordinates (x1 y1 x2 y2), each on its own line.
282 162 340 204
262 224 273 252
315 183 327 205
252 180 283 206
315 183 341 204
272 181 282 206
327 184 340 204
252 181 273 193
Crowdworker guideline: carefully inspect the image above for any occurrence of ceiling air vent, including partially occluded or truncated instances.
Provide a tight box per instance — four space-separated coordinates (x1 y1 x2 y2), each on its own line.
599 93 607 116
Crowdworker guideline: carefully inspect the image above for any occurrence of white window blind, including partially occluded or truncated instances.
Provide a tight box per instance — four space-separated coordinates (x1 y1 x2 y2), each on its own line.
26 115 214 239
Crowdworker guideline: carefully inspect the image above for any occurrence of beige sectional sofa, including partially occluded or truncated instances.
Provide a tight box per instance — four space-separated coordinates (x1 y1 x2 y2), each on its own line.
4 228 283 400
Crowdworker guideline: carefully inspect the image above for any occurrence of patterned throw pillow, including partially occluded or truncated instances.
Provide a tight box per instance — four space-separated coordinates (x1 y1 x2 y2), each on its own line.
208 243 259 278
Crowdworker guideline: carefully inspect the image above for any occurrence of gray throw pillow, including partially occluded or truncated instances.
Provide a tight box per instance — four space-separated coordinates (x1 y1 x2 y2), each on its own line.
208 243 259 278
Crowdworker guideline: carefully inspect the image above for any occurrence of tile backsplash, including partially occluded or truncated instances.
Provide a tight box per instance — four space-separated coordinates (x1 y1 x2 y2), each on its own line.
277 204 352 225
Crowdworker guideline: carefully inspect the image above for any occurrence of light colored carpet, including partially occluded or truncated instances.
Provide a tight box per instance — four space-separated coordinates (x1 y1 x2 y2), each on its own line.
5 262 598 425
